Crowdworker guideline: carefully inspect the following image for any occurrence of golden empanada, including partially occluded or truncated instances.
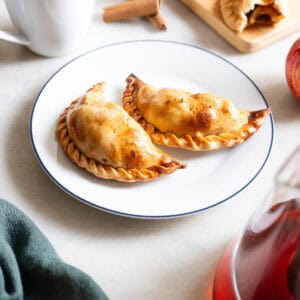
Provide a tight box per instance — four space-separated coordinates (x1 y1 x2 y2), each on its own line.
56 82 185 182
123 74 271 151
220 0 286 32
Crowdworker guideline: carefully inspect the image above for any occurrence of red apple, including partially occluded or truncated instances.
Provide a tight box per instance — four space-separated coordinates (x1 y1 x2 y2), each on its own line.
286 38 300 101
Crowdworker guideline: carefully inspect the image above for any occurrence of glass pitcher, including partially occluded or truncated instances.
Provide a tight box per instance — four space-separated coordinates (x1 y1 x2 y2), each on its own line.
212 145 300 300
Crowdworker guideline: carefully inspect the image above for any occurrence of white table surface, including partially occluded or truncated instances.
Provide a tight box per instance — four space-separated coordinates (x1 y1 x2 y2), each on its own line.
1 1 300 299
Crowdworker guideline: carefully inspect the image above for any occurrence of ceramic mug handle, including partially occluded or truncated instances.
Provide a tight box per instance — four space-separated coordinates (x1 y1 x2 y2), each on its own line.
0 30 29 45
0 0 30 46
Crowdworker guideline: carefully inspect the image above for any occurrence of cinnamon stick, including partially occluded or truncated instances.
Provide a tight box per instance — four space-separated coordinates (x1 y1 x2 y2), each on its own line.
103 0 160 22
147 13 167 31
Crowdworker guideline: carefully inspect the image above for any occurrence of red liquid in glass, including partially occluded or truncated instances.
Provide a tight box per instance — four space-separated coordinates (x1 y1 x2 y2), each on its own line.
213 199 300 300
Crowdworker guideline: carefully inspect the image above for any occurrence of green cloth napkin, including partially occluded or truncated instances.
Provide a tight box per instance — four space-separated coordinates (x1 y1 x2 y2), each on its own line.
0 199 108 300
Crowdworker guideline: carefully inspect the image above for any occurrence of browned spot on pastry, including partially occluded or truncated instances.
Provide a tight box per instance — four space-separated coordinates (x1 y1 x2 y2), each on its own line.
222 106 230 114
196 111 212 129
150 159 186 174
248 108 272 122
123 149 143 169
185 110 212 132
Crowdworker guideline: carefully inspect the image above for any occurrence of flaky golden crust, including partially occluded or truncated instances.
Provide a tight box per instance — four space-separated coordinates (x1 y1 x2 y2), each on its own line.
123 75 271 151
220 0 286 33
56 84 185 182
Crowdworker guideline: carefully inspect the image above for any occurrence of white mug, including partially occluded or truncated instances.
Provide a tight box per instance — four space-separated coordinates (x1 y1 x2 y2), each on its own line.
0 0 94 57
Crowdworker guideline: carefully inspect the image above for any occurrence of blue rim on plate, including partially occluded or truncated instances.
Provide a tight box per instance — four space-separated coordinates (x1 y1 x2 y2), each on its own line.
29 40 274 219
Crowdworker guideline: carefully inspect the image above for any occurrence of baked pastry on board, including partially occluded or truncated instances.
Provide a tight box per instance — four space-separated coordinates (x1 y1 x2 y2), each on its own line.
123 74 271 151
56 83 185 182
220 0 286 32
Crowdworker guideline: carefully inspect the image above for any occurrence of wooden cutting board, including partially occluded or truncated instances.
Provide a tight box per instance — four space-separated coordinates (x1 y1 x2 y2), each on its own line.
180 0 300 52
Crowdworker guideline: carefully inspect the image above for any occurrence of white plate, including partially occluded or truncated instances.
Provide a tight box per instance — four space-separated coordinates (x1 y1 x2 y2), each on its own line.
30 40 273 219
